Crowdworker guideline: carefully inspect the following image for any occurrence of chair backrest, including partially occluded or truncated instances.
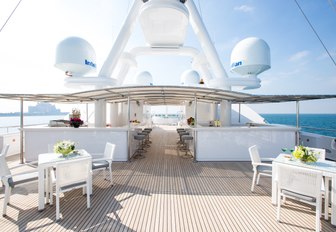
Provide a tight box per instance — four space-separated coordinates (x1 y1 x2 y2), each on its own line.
277 164 322 198
331 139 336 150
56 157 91 189
0 145 11 178
249 145 261 164
103 143 116 160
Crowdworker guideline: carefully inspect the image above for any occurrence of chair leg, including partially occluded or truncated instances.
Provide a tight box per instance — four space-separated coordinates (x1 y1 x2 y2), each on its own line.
87 185 90 209
316 198 321 232
277 192 281 222
2 186 11 216
251 171 257 192
108 166 113 184
256 173 261 185
324 177 330 220
45 170 50 204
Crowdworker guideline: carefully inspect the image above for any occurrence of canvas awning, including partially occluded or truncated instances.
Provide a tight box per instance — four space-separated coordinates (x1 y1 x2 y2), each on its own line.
1 85 335 105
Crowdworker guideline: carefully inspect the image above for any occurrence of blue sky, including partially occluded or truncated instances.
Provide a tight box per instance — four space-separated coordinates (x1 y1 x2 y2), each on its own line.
0 0 335 114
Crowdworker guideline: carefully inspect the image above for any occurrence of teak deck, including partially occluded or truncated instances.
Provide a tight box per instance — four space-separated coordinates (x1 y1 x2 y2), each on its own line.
1 126 335 231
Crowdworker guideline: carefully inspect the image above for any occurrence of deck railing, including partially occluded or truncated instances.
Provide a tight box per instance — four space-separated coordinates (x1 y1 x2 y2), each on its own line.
0 123 47 134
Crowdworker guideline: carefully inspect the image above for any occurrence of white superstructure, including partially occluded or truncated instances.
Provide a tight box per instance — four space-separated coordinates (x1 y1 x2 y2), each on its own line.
54 0 272 128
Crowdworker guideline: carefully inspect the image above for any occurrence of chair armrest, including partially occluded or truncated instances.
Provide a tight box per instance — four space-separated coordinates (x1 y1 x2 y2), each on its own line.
260 163 273 167
92 158 112 162
253 162 273 167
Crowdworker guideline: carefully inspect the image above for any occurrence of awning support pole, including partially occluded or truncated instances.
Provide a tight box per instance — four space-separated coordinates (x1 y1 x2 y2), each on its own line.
127 96 131 161
238 103 241 123
193 96 197 162
20 98 24 164
296 100 300 145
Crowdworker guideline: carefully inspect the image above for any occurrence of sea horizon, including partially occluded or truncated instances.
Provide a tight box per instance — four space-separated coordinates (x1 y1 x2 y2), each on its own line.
261 113 336 137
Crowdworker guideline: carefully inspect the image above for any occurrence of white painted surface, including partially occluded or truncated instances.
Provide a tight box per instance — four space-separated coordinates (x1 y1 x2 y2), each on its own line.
0 133 21 156
194 125 297 161
23 127 128 162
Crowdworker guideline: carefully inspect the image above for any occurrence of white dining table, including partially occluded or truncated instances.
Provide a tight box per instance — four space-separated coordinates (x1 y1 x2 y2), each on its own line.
272 154 336 226
38 149 92 211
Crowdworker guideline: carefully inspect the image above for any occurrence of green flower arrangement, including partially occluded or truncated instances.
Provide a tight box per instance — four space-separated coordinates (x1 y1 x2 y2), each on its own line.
292 145 318 163
54 140 75 156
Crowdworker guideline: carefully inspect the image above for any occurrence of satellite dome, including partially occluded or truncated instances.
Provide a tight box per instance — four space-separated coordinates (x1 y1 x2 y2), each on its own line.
135 71 153 85
230 37 270 76
139 0 189 47
181 70 200 86
55 37 96 75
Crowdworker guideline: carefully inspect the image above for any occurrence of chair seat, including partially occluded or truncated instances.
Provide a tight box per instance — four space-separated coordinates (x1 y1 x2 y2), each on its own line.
182 135 193 140
92 160 109 170
281 189 316 202
10 172 39 187
134 135 145 140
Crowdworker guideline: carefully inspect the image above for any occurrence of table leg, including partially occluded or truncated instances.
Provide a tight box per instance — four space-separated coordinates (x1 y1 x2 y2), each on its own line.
38 168 45 211
331 174 336 226
89 173 92 195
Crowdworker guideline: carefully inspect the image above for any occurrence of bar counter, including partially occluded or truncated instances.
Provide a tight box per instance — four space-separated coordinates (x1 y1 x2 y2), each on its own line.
23 127 129 162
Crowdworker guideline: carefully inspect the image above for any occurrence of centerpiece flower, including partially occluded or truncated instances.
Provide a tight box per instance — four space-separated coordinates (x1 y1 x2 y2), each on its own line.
292 145 319 163
54 140 75 157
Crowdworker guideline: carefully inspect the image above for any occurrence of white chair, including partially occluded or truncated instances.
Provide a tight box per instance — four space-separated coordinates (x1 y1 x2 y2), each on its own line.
55 157 92 221
306 147 330 220
0 145 38 216
248 145 272 192
91 143 115 184
294 146 329 219
276 164 323 232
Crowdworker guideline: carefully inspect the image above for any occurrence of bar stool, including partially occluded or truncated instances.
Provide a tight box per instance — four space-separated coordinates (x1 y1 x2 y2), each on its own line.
177 131 189 145
181 135 193 158
138 131 150 147
133 134 146 159
143 128 152 143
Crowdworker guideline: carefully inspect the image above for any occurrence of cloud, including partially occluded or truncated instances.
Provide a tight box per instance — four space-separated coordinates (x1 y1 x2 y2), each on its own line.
288 50 310 62
234 5 255 13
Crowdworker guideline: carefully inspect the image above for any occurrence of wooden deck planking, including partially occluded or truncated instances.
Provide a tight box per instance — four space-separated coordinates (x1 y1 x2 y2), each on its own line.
0 125 335 231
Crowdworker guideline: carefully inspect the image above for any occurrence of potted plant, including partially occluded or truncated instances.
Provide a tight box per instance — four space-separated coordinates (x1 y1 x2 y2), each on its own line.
69 108 83 128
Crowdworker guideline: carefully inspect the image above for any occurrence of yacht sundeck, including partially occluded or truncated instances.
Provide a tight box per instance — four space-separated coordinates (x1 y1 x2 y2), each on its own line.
0 0 335 162
0 0 336 230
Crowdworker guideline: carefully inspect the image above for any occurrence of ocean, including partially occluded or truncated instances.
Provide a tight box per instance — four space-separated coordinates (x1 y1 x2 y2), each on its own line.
1 114 336 138
261 114 336 138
